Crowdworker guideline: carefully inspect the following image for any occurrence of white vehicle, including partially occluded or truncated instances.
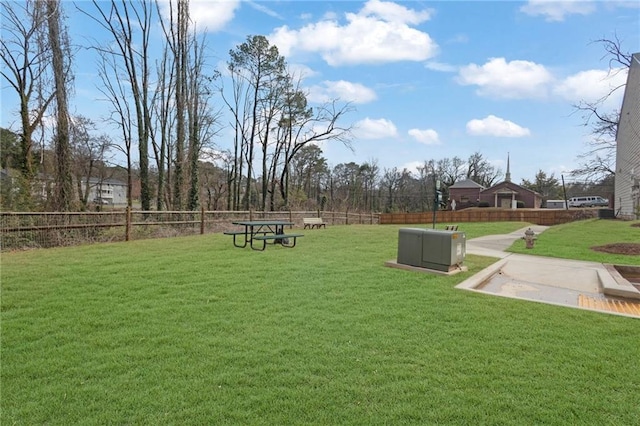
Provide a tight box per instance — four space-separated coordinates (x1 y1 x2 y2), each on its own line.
568 196 608 208
546 200 567 209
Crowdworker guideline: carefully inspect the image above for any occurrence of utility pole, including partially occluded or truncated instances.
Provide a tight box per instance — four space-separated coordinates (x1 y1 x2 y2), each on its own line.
432 179 441 229
561 174 569 210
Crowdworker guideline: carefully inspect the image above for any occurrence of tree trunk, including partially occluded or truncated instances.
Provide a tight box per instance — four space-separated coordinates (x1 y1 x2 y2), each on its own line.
46 0 73 211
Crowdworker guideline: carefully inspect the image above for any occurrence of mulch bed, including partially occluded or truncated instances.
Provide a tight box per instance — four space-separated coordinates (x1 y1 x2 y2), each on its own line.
591 243 640 256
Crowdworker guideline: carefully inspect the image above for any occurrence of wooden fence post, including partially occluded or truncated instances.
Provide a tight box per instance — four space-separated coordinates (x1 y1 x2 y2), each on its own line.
125 206 131 241
200 206 205 234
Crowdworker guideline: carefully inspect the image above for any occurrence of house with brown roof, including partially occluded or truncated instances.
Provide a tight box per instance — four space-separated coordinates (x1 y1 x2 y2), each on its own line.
448 156 542 209
448 178 485 209
478 180 542 209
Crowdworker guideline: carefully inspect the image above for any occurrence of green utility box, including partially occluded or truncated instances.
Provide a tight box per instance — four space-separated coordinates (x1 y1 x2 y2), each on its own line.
397 228 466 272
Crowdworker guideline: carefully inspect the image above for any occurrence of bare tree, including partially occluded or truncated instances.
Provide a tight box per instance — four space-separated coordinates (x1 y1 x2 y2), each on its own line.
96 51 134 207
150 43 176 210
330 162 361 211
227 35 288 210
171 0 188 210
80 0 154 210
45 0 73 211
187 27 201 211
156 0 194 210
218 66 251 210
277 99 354 209
572 35 633 181
381 167 402 213
69 116 112 208
198 152 228 210
359 160 380 212
466 152 501 187
437 156 465 187
1 1 55 184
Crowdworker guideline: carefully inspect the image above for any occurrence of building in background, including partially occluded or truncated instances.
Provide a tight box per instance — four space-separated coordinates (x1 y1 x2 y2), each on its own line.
614 52 640 219
80 177 127 205
448 156 542 209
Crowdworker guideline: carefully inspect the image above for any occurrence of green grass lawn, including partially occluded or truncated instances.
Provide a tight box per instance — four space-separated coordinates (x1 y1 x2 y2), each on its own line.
509 218 640 265
2 221 639 424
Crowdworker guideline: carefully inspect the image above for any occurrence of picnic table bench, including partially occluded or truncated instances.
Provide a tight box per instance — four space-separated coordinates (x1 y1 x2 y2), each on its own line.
252 233 304 250
226 220 304 250
303 217 327 229
223 229 266 248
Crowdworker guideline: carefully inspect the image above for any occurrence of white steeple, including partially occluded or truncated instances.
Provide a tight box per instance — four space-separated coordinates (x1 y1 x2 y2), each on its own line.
505 153 511 183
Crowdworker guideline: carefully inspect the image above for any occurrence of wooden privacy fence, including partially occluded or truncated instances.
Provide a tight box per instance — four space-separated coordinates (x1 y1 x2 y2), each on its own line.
0 209 379 251
380 208 601 226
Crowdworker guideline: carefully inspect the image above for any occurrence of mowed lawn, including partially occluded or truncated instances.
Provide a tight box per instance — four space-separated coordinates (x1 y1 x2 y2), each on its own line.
2 220 639 424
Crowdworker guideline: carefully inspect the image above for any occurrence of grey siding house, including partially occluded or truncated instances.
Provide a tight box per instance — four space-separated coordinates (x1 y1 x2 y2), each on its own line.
615 52 640 219
80 177 128 205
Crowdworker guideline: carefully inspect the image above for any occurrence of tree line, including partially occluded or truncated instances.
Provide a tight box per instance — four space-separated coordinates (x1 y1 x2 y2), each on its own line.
1 1 354 212
1 120 613 213
0 1 626 213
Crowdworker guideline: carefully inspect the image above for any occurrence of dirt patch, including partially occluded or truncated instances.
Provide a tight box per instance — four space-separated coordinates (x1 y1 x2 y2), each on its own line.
632 223 640 228
591 243 640 256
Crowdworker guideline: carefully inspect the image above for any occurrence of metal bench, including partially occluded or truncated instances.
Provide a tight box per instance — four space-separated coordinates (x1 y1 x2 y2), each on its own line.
303 217 326 229
251 233 304 251
445 225 458 231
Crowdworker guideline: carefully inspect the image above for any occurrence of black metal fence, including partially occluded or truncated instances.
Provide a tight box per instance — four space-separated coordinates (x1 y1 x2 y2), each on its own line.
1 209 380 251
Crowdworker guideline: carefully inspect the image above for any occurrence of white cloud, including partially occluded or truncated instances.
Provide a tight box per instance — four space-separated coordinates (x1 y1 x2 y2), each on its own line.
457 57 553 99
457 57 629 107
520 0 596 22
360 0 433 25
307 80 377 104
245 0 282 19
466 115 531 138
268 0 437 66
158 0 240 32
605 1 640 9
408 128 440 145
353 118 398 139
553 67 628 107
401 161 422 177
287 63 319 80
425 61 457 72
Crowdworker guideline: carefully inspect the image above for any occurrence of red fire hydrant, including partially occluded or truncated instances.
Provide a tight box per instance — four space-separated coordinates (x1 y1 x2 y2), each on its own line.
523 228 536 249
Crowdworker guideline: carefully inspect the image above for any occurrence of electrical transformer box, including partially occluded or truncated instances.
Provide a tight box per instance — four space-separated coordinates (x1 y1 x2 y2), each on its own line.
397 228 466 272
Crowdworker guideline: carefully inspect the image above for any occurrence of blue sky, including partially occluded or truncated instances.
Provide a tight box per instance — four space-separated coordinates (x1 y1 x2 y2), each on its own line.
2 0 639 184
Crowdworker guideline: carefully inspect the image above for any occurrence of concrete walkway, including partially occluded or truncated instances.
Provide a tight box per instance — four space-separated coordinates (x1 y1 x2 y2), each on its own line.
465 225 549 258
458 226 640 318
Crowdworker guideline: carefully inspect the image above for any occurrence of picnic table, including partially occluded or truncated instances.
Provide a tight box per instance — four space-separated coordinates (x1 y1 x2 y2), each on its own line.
225 220 304 251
